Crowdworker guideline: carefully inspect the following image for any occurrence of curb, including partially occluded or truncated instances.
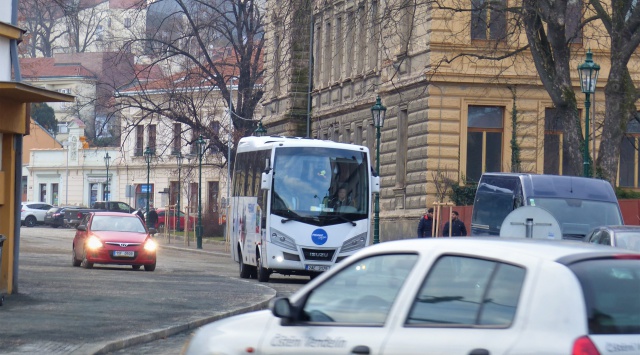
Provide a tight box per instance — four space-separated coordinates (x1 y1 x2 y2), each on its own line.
87 289 276 355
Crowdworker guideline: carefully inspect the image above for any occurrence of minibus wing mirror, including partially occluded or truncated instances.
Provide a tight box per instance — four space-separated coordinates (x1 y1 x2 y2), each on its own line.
261 171 272 190
371 176 380 193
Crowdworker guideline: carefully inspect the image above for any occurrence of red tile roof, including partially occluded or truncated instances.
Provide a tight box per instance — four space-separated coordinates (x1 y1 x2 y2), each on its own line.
20 58 97 79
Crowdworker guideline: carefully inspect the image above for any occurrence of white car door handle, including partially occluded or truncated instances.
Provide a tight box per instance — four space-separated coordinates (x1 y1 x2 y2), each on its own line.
469 349 490 355
351 345 370 354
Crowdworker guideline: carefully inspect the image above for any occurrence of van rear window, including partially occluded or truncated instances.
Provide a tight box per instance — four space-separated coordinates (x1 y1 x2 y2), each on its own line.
569 259 640 334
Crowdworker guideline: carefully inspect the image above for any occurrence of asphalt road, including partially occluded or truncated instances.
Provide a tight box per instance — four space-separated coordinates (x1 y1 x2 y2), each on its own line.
2 225 308 354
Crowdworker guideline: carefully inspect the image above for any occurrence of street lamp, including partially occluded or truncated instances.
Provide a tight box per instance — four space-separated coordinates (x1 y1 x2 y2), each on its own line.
254 120 267 137
577 49 600 177
175 152 183 231
370 95 386 244
196 135 208 249
104 152 111 200
143 146 155 227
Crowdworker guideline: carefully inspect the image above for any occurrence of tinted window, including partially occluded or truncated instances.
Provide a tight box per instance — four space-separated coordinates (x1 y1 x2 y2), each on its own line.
407 256 525 327
301 254 418 324
570 259 640 334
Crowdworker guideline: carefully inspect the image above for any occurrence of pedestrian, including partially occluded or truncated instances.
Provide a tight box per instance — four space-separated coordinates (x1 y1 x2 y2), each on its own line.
135 208 145 222
417 208 435 238
147 207 159 228
442 210 467 237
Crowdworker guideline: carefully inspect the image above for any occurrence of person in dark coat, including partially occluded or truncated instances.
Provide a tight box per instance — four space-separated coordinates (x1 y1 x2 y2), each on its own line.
147 208 159 228
417 208 435 238
135 208 145 222
442 210 467 237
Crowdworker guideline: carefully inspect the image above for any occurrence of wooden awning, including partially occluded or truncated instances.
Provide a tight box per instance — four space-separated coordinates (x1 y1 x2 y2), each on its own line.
0 22 23 40
0 82 74 102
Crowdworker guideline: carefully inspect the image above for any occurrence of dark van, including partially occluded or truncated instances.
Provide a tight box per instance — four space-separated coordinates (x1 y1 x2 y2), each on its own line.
471 173 623 239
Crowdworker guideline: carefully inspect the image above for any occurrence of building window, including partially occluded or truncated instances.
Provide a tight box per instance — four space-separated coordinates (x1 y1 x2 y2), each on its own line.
190 130 198 155
471 0 506 40
357 5 366 73
273 33 281 95
544 108 571 175
323 21 332 85
124 17 131 28
148 124 156 152
208 181 219 214
566 0 583 44
173 123 181 154
334 16 343 81
396 109 408 188
346 11 355 77
466 105 504 183
619 117 640 187
314 23 322 86
135 125 144 156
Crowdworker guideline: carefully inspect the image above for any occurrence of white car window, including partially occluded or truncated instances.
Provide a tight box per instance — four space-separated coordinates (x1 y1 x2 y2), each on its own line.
570 259 640 334
407 255 525 327
302 253 418 325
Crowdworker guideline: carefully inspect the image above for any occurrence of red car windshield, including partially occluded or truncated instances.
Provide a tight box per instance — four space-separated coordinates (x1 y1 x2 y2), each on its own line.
91 216 146 233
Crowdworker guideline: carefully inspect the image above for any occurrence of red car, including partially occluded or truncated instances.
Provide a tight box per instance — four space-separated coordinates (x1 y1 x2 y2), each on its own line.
155 208 197 231
72 212 157 271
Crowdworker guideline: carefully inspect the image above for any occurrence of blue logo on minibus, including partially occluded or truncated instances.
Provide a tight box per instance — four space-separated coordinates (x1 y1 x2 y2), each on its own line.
311 229 328 245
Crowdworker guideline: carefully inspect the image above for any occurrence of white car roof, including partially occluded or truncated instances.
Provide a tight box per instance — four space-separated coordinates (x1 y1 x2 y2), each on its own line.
358 237 639 262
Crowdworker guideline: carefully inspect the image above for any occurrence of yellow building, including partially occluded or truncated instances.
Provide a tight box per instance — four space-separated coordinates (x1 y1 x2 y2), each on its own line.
0 10 72 295
262 1 627 240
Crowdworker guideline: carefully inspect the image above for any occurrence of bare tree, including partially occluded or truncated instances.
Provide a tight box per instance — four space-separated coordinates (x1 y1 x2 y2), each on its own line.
54 0 110 53
589 0 640 182
18 0 66 57
379 1 640 182
114 0 266 168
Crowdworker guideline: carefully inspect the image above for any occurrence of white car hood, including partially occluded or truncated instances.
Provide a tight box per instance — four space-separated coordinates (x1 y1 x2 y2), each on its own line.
184 310 276 355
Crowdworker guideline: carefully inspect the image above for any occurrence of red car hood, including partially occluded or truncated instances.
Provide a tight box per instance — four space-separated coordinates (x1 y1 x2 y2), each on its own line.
92 231 149 243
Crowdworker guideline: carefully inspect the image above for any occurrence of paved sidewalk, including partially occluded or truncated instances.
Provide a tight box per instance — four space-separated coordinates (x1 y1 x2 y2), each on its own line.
0 232 274 355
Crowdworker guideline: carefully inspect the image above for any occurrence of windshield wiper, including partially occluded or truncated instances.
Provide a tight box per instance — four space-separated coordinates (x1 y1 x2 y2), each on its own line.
332 215 356 226
276 209 300 223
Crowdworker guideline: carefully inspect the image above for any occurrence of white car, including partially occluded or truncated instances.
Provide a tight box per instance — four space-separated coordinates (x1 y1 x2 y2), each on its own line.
183 238 640 355
21 202 53 227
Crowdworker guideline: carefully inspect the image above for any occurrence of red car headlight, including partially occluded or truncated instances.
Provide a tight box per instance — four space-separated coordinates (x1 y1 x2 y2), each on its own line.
87 235 104 250
144 239 158 252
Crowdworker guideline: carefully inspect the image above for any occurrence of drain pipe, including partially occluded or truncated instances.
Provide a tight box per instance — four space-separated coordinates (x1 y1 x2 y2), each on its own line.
10 0 23 293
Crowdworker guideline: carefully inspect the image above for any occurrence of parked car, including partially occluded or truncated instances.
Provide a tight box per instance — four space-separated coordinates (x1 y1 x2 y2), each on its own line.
71 212 158 271
64 201 135 228
21 202 53 227
44 206 79 228
183 238 640 355
584 225 640 252
155 208 196 231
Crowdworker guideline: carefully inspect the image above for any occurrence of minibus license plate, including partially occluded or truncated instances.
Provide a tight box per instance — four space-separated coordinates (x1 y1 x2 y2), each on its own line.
306 265 329 271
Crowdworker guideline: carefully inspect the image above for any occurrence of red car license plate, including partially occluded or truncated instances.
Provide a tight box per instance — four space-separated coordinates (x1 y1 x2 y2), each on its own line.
114 251 135 257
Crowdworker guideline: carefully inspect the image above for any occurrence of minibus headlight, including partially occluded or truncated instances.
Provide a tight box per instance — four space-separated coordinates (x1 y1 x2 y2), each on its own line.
341 233 367 253
270 230 297 251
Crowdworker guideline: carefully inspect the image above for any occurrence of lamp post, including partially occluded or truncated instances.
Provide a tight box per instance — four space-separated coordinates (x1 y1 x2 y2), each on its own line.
254 120 267 136
577 49 600 177
370 95 386 244
196 135 207 249
104 152 111 200
175 152 183 231
144 146 155 227
63 141 70 204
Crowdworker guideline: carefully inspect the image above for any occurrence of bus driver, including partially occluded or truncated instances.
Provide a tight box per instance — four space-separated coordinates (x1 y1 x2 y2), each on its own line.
329 186 355 210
